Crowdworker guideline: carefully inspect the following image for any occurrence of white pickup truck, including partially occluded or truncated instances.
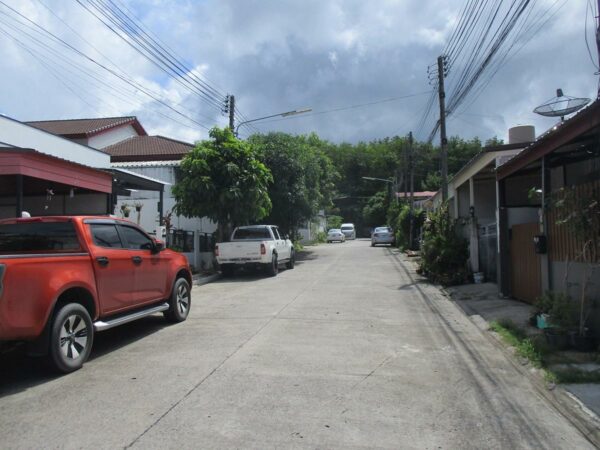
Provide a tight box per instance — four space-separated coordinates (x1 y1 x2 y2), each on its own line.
215 225 295 277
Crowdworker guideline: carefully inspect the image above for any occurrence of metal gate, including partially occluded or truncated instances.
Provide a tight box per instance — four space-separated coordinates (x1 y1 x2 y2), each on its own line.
509 223 542 304
478 223 497 283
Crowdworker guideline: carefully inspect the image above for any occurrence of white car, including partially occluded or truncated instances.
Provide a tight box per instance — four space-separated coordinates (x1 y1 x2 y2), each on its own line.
340 223 356 239
215 225 294 277
327 229 346 243
371 226 395 246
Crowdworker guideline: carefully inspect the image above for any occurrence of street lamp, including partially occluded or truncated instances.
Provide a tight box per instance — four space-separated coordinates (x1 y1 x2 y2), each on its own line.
361 176 398 204
234 108 312 137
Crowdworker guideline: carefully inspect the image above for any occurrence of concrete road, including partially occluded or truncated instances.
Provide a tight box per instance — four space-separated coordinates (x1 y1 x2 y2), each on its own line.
0 240 593 449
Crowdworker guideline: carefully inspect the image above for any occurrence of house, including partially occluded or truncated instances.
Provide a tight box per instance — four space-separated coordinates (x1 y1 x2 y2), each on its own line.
28 117 217 271
496 100 600 310
0 115 166 219
429 126 534 282
396 191 438 210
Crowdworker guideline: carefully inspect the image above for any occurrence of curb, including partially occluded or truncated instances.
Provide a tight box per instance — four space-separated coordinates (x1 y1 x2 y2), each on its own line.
192 273 221 286
444 289 600 447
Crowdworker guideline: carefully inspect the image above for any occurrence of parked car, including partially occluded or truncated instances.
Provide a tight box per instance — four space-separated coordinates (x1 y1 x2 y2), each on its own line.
340 223 356 240
0 216 192 373
371 226 395 246
215 225 294 277
327 229 346 243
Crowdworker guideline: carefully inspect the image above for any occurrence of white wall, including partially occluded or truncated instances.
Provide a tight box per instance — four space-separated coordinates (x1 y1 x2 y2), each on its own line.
0 116 110 168
88 125 139 149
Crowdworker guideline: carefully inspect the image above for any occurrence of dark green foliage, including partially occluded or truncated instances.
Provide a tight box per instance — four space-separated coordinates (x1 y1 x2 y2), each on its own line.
173 127 272 240
419 202 469 285
326 215 343 230
363 191 389 228
388 203 425 250
249 132 338 238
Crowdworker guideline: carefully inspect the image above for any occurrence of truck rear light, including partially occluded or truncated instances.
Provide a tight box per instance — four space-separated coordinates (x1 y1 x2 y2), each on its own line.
215 245 219 256
260 243 266 255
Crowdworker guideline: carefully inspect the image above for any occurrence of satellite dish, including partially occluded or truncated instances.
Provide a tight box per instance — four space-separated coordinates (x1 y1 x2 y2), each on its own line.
533 89 590 121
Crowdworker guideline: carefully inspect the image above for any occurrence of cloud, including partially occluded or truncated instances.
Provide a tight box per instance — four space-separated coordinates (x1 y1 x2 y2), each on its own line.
0 0 594 145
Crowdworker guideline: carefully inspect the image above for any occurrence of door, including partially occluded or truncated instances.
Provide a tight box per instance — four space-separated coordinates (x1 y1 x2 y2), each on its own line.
510 223 542 303
272 227 290 260
88 223 134 314
118 224 169 304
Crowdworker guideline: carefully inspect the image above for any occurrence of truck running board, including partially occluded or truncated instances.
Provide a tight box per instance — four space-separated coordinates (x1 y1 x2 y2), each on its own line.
94 302 169 332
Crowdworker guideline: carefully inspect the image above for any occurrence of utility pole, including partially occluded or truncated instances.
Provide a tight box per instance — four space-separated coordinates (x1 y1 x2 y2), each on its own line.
597 0 600 98
228 95 235 131
403 140 408 202
408 131 415 249
437 55 448 201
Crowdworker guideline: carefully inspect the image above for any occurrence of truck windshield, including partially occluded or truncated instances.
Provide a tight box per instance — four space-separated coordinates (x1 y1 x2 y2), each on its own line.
0 222 82 254
232 227 272 240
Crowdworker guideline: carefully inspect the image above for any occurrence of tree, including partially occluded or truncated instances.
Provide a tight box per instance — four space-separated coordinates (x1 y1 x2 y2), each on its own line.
173 127 273 241
249 132 338 238
362 191 389 227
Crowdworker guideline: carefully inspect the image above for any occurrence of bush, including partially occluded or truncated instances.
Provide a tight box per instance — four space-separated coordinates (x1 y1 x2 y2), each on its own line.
419 202 469 285
316 231 327 243
535 291 578 330
326 215 343 230
388 203 425 250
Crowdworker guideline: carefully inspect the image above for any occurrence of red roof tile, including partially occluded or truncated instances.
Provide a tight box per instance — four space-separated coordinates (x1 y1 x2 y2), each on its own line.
26 117 147 137
103 135 195 162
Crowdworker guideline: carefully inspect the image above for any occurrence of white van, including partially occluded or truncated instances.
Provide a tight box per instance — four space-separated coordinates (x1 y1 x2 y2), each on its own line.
340 223 356 240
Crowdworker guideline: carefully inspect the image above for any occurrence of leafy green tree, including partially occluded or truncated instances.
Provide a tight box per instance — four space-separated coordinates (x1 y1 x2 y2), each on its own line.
326 215 343 230
173 127 273 241
249 132 338 238
362 191 389 227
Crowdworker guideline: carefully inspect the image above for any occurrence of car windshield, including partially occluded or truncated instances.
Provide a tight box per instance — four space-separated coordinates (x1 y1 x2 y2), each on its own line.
232 227 272 240
375 227 392 233
341 226 353 230
328 229 341 234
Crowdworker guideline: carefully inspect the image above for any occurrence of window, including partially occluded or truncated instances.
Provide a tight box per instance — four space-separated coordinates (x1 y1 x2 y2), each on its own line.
119 225 154 250
272 227 281 240
232 227 272 240
0 222 82 254
90 224 123 248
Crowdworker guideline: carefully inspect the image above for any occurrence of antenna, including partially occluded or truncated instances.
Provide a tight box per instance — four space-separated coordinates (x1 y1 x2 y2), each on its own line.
533 88 591 121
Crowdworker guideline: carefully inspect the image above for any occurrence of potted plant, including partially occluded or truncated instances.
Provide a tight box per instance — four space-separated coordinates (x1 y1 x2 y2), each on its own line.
542 291 575 350
120 203 131 218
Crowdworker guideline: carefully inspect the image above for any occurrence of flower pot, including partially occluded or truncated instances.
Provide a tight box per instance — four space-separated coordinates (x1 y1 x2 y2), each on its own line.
568 330 596 352
473 272 484 284
536 313 550 329
544 328 570 350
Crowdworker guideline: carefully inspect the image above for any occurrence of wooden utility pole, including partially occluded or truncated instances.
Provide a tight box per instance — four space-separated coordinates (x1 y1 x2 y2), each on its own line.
437 56 448 201
408 131 415 249
228 95 235 131
597 0 600 98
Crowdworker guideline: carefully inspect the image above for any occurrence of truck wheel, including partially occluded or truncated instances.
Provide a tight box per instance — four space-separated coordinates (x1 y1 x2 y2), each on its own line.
48 303 93 373
266 254 278 276
286 251 295 269
164 278 191 323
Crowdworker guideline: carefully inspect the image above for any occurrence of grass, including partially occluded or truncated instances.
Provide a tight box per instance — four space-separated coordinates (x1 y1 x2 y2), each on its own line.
489 318 600 384
489 319 544 368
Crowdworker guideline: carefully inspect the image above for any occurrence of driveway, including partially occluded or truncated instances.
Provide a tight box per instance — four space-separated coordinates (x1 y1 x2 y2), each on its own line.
0 240 593 449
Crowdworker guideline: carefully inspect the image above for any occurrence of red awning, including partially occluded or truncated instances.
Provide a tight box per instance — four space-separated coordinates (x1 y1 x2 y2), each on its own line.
0 149 112 193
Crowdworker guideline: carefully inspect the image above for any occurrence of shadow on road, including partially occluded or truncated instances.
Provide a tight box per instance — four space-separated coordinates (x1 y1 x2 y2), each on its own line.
0 315 172 397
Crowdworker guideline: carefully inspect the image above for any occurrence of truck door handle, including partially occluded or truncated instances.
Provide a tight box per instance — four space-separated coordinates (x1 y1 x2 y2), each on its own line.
131 256 142 265
96 256 109 266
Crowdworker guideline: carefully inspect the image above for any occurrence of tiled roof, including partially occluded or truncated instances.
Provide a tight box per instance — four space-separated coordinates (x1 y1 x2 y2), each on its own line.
103 135 194 162
26 117 146 137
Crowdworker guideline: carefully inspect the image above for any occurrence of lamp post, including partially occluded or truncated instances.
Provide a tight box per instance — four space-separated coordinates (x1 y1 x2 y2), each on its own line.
361 176 398 204
234 108 312 137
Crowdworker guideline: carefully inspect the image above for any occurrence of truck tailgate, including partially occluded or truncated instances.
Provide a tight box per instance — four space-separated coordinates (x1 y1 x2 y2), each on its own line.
218 242 262 261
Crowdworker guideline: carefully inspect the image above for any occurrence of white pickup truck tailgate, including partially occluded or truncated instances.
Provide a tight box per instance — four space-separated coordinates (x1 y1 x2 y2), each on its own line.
218 241 263 262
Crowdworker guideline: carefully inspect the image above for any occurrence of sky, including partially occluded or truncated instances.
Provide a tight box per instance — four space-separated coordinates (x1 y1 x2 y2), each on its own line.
0 0 597 145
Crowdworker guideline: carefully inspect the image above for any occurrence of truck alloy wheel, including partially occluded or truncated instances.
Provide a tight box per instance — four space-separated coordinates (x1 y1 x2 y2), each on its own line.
165 278 191 322
49 303 94 373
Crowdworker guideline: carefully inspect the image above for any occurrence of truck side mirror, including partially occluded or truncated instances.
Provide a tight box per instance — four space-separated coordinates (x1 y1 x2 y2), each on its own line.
152 239 165 253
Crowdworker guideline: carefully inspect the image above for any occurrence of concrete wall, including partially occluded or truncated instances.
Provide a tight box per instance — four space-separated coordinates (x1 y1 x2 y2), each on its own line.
88 125 139 149
0 116 110 168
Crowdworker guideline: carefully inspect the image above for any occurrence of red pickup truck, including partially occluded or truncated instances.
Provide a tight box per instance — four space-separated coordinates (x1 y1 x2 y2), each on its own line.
0 216 192 373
